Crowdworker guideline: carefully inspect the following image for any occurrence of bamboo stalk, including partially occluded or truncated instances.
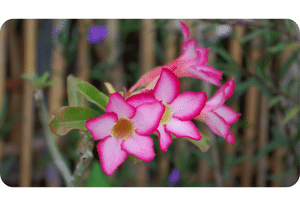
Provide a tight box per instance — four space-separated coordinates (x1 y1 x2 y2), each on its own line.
20 19 38 187
256 35 271 187
107 19 125 91
256 92 269 186
140 19 156 75
135 19 157 186
270 35 291 187
0 19 8 171
49 19 67 118
77 19 93 82
7 20 23 146
226 23 245 186
241 33 261 187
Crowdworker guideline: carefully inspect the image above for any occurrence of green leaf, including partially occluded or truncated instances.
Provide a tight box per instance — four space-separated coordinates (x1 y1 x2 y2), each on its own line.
87 161 110 187
67 75 84 107
128 154 143 164
241 29 266 44
253 141 279 164
268 41 290 54
279 50 300 81
184 134 211 152
76 82 109 111
210 46 239 66
268 96 283 108
49 106 101 136
283 105 300 124
22 72 37 83
1 156 16 179
267 167 295 182
234 77 257 98
0 93 8 126
0 115 19 140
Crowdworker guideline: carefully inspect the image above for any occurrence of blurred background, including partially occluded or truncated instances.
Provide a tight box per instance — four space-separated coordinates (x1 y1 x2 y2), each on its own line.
0 19 299 187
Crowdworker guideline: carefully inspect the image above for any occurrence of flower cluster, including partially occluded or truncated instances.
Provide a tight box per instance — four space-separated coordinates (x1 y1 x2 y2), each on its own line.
86 21 240 175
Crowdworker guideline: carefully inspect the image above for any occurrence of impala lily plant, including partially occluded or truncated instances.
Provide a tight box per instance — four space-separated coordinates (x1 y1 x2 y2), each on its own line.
128 21 223 96
48 20 240 177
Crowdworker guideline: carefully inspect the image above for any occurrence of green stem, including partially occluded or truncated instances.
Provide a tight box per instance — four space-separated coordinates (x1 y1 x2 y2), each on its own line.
68 131 94 187
34 89 72 186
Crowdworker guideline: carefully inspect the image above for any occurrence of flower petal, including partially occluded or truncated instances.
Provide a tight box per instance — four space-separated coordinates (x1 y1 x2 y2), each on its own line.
205 78 235 110
86 25 109 44
106 92 136 119
128 67 163 95
214 105 241 125
165 118 202 140
181 39 197 60
121 133 155 161
170 91 207 121
126 93 157 108
157 125 173 151
187 65 223 87
195 46 209 65
179 21 189 41
86 113 118 141
205 86 227 110
225 132 235 145
204 112 230 138
223 78 235 100
97 136 127 175
153 69 180 104
131 102 165 136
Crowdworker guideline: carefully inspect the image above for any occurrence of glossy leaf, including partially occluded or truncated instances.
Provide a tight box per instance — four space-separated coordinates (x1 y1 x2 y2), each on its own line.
49 106 100 136
76 81 109 111
67 75 83 107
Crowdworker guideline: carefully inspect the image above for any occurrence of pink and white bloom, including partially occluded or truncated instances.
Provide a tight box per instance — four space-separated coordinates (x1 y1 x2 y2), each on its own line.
86 92 165 175
194 78 241 145
128 21 223 96
140 68 207 151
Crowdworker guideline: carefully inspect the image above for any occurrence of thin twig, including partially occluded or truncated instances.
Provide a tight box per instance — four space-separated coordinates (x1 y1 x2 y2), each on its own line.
34 89 73 186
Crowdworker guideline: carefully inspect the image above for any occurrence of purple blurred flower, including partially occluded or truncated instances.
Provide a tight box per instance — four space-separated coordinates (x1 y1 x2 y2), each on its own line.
86 25 109 44
167 168 181 187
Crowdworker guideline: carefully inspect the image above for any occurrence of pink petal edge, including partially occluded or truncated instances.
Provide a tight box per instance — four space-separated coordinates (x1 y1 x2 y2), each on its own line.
165 117 202 140
106 92 136 119
170 91 207 121
157 125 173 151
86 112 118 141
121 133 155 161
153 68 180 104
131 102 165 136
179 20 190 41
97 136 127 175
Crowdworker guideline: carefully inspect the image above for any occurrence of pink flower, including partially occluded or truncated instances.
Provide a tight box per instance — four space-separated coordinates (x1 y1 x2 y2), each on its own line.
127 21 222 96
86 92 165 175
194 78 241 145
132 68 207 151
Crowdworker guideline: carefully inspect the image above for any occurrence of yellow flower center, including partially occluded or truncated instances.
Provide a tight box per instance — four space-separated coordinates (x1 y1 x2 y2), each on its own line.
159 104 173 125
111 118 135 140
